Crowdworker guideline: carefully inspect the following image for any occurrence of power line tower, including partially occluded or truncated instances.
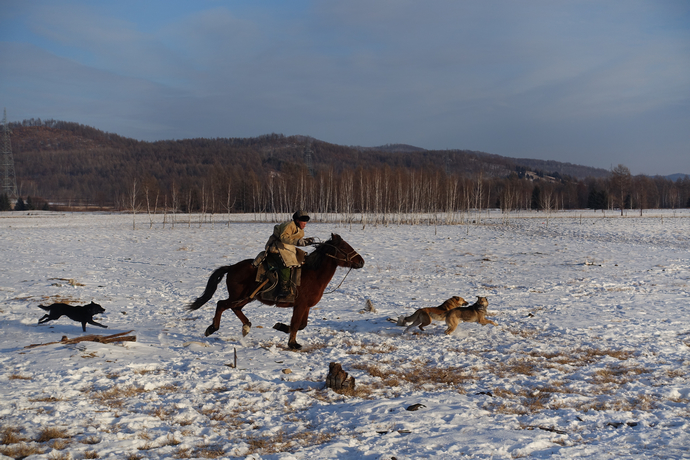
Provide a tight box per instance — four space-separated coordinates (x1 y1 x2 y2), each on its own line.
2 108 18 199
304 141 315 177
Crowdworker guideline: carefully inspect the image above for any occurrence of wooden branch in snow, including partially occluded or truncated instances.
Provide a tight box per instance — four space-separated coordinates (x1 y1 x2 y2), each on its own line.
25 331 136 348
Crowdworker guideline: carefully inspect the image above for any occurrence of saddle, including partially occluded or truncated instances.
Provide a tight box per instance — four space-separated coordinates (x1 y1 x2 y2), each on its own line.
251 251 302 303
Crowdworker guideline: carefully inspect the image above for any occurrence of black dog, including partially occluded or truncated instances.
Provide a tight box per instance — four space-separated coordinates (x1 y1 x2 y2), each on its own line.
37 301 107 332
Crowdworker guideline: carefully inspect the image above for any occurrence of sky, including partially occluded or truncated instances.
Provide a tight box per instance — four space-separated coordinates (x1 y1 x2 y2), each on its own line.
1 1 688 176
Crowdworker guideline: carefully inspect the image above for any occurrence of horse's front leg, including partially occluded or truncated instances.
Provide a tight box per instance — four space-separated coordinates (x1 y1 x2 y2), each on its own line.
287 304 311 350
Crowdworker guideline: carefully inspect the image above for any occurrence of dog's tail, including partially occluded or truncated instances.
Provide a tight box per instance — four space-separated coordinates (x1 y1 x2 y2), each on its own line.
395 314 410 327
188 266 233 311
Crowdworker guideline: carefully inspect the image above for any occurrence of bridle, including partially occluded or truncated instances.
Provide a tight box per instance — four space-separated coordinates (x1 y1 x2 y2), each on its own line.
319 241 362 294
323 243 360 266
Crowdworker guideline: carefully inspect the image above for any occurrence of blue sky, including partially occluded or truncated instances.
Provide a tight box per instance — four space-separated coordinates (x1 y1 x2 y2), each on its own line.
1 0 688 175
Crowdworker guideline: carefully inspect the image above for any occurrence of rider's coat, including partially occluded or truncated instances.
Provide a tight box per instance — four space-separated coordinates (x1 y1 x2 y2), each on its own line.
265 220 307 267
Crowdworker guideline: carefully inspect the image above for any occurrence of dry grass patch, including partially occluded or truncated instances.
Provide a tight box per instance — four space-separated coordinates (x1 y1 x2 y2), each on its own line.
163 434 182 447
138 441 156 451
519 347 636 370
0 442 44 459
575 347 635 364
352 359 477 391
8 374 32 380
28 395 65 403
177 418 195 427
665 368 686 379
83 450 100 459
47 451 72 460
36 427 70 443
173 446 192 458
579 394 657 412
80 436 101 445
1 426 28 445
149 406 177 419
244 383 272 393
590 364 651 386
49 278 86 287
491 358 538 377
191 444 226 458
505 328 540 339
488 381 582 415
343 340 398 355
242 428 336 456
49 438 71 450
200 406 256 429
154 383 179 394
202 385 229 394
85 384 147 409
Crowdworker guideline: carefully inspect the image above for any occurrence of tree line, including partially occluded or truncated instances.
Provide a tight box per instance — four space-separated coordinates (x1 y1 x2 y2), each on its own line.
6 122 689 216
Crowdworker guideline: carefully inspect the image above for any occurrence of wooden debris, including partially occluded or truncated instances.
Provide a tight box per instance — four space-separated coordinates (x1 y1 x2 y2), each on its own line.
25 331 136 349
326 362 355 391
225 348 238 368
365 299 377 312
406 403 426 411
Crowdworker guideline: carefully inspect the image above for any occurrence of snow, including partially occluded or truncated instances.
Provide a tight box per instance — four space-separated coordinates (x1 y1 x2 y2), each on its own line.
1 210 689 459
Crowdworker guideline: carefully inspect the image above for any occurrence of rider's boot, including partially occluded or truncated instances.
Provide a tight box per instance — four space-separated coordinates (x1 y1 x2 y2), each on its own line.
277 279 291 298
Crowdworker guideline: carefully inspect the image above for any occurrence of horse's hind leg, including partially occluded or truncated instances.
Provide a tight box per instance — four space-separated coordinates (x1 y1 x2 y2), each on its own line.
231 304 253 336
206 298 249 337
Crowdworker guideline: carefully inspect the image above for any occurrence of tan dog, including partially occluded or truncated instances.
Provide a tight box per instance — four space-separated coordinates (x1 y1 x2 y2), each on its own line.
444 296 496 335
397 296 468 334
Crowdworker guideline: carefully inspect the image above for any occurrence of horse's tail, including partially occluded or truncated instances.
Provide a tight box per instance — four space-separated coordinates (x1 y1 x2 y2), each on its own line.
188 266 232 311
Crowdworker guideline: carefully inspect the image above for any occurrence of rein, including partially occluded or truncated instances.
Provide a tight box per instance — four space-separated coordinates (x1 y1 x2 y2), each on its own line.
323 267 353 295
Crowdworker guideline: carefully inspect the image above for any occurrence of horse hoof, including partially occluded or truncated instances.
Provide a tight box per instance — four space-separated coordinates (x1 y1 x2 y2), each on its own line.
204 325 217 337
242 324 251 337
288 341 302 350
273 323 290 334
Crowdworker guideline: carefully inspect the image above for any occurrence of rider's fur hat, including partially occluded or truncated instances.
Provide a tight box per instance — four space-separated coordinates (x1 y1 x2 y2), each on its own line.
293 210 310 222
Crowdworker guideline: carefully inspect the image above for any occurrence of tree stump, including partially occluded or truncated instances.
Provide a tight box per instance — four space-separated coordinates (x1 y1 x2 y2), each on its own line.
326 362 355 391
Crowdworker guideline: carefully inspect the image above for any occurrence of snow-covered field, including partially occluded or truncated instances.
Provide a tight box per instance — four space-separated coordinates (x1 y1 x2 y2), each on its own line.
1 210 689 460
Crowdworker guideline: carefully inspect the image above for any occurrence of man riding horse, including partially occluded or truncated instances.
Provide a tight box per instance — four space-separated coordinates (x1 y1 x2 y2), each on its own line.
264 210 315 298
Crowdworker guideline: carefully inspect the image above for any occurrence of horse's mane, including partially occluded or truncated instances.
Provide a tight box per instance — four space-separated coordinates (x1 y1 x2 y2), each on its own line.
304 234 342 270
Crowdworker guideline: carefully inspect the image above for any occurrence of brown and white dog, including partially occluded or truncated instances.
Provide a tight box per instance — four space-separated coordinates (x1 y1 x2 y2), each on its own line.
444 296 496 335
396 296 468 334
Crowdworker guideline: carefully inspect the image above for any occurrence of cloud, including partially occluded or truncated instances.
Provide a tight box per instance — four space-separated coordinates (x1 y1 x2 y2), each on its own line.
1 0 688 174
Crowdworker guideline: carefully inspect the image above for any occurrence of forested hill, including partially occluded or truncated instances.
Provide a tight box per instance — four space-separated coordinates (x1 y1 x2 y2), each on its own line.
14 119 681 213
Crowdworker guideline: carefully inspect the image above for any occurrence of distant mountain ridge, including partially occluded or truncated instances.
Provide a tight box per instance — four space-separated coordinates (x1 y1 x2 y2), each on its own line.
9 120 609 180
665 173 689 181
366 144 609 179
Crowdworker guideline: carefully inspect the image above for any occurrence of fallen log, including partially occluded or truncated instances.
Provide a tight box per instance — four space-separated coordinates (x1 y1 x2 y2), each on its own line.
25 330 136 348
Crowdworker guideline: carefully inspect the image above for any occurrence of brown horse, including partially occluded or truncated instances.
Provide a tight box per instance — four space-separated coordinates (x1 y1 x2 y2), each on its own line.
188 234 364 349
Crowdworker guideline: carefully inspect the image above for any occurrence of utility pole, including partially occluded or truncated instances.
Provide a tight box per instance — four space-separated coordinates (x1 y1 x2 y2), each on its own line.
2 108 18 199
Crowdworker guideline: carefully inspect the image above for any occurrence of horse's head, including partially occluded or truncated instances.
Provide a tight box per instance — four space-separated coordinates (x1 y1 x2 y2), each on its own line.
322 233 364 269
